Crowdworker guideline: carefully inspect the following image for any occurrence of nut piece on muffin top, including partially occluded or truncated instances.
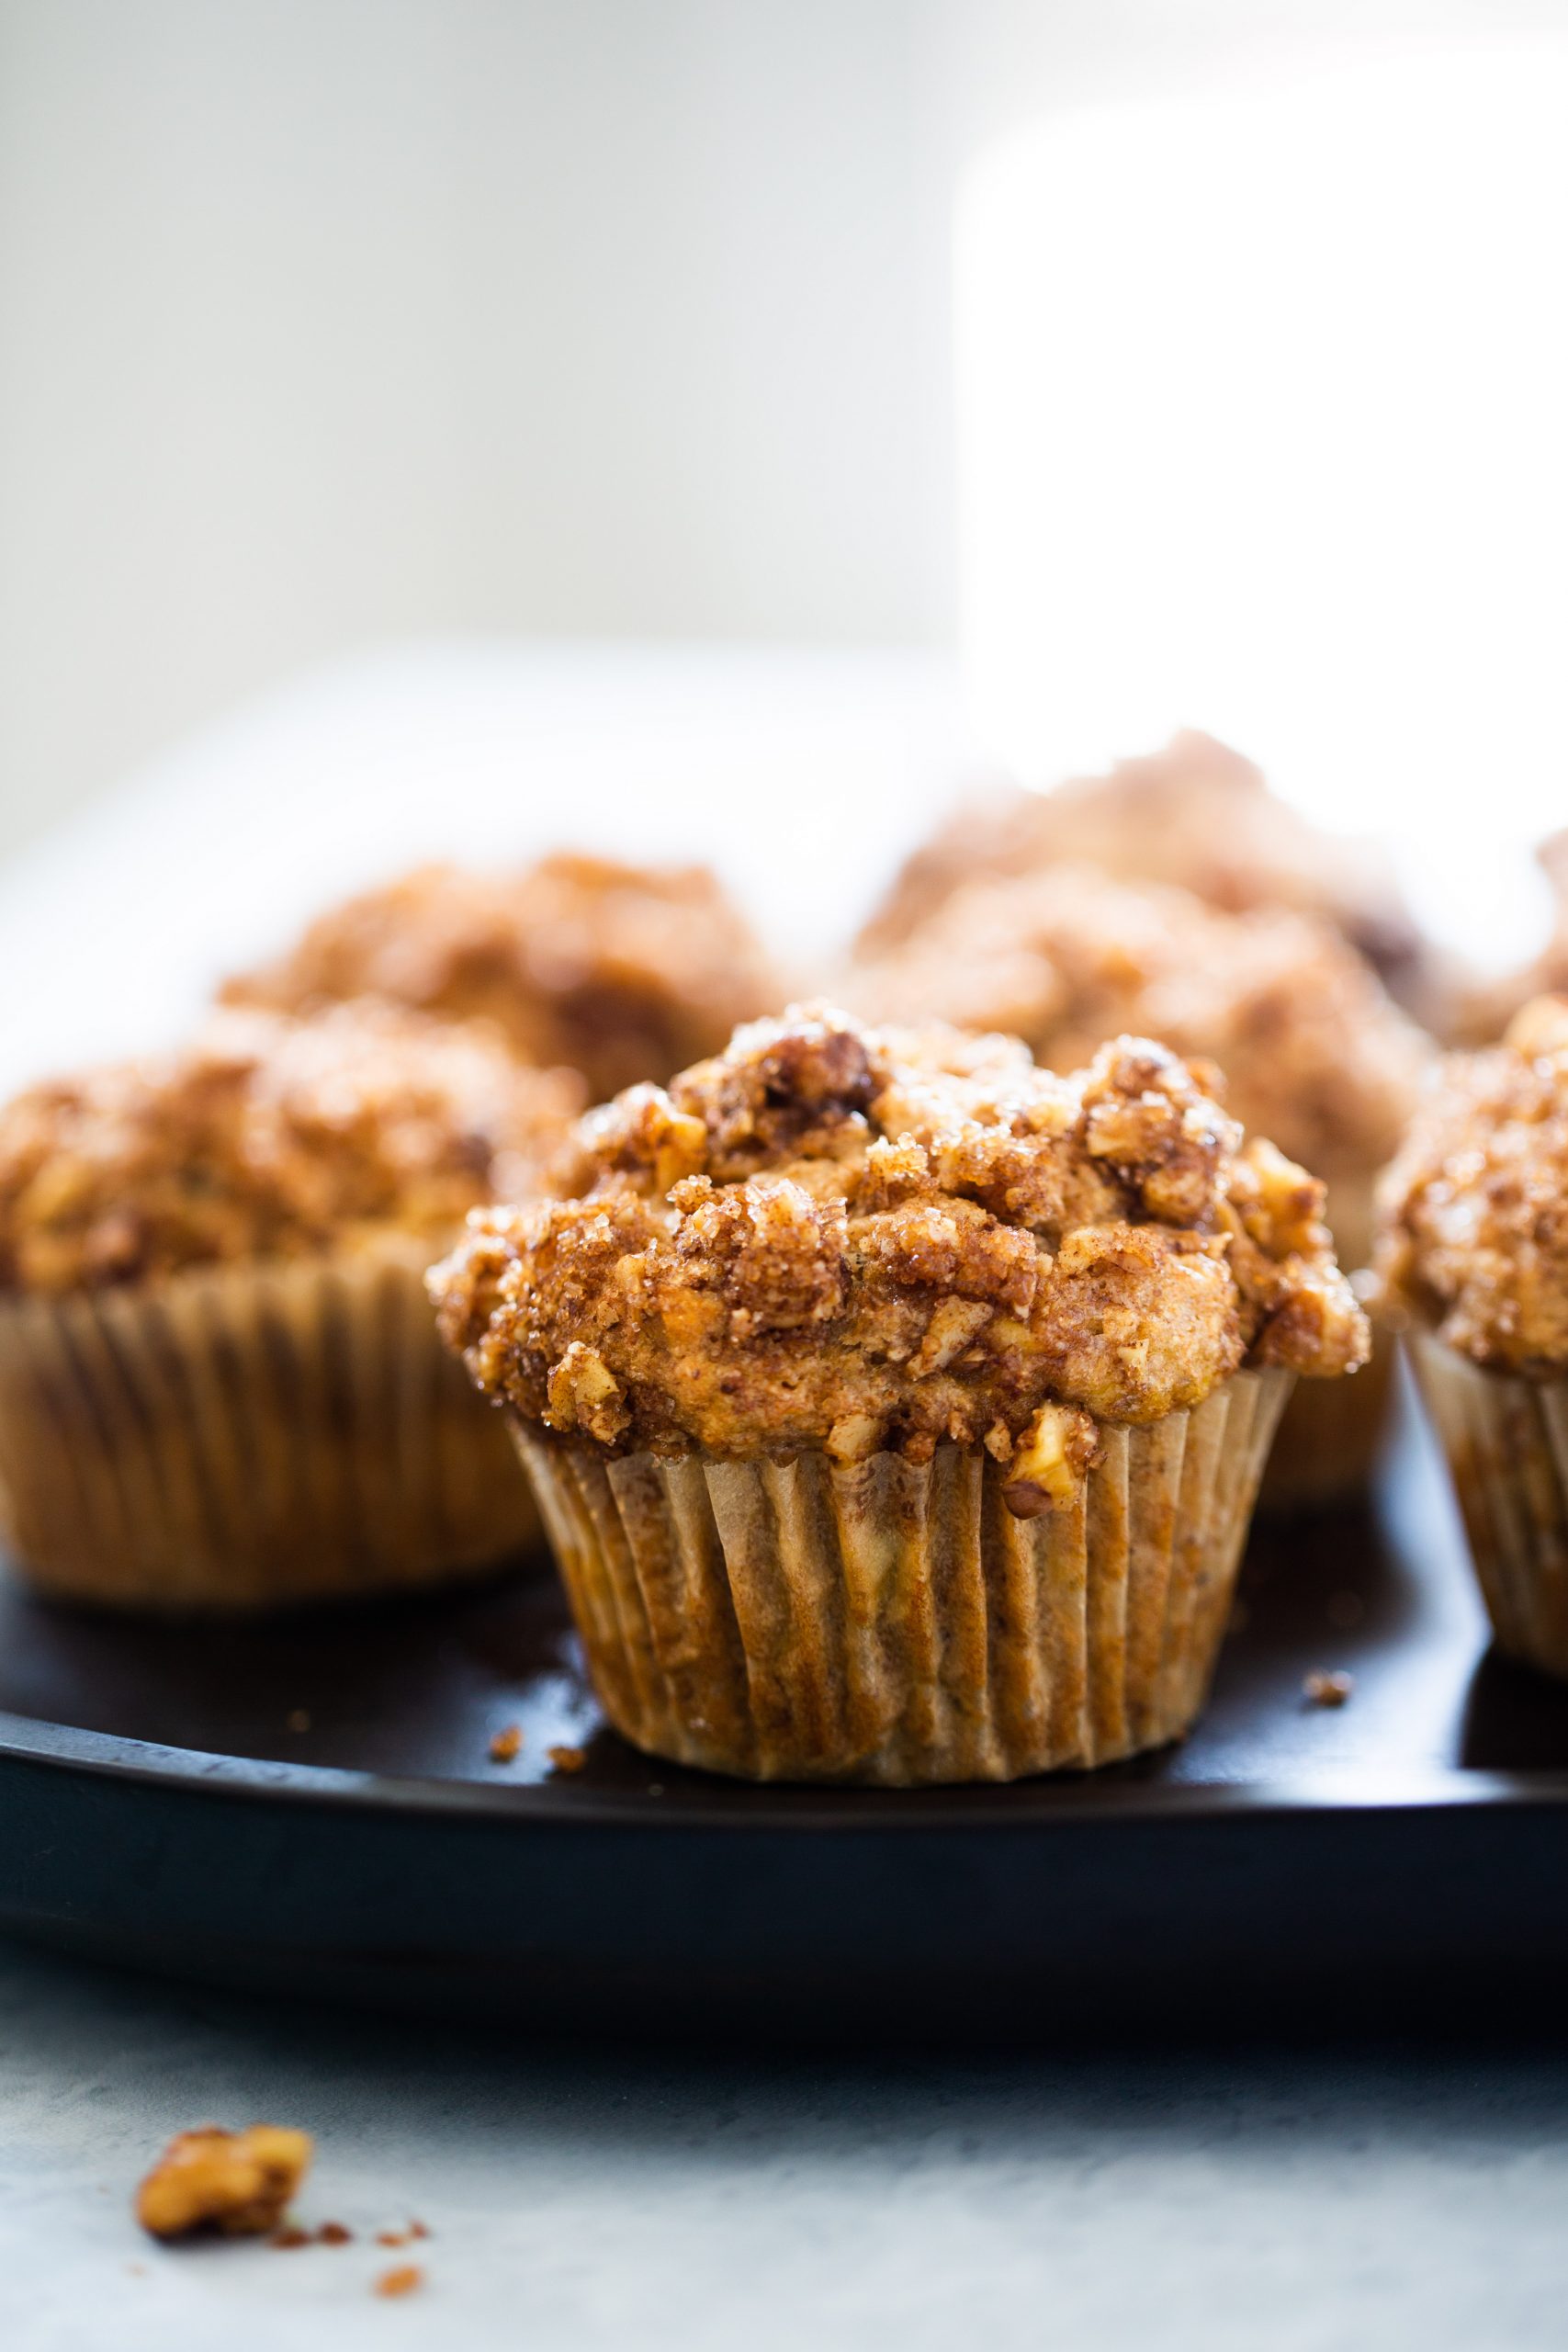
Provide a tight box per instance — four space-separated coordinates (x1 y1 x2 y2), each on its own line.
223 852 780 1102
1377 995 1568 1374
0 999 582 1294
432 1005 1368 1496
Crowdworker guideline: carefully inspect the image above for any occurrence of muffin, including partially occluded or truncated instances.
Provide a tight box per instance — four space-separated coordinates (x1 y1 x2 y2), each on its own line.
0 1001 581 1609
1378 995 1568 1679
857 731 1441 1016
431 1006 1368 1784
223 852 780 1101
847 863 1431 1507
1450 830 1568 1046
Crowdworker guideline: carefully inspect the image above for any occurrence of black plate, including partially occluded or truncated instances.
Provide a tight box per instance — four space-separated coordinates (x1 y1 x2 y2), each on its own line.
4 1367 1568 2041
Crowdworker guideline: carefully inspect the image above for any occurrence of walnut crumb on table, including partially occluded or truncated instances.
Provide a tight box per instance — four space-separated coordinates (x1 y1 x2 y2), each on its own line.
135 2125 313 2241
1303 1668 1354 1708
375 2264 425 2298
547 1743 586 1774
488 1722 523 1764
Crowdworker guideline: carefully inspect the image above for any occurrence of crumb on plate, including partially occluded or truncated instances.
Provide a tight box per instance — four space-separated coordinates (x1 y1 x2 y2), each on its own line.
136 2125 313 2242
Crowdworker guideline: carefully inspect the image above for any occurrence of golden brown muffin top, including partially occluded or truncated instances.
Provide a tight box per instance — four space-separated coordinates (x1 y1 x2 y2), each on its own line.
432 1006 1367 1483
860 731 1425 991
222 852 780 1102
0 1001 583 1294
1377 996 1568 1374
845 864 1431 1200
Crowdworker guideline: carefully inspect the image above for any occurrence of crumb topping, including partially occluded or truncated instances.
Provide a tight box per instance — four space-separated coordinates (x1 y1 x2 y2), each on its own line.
1377 995 1568 1372
223 853 779 1099
136 2125 312 2241
857 732 1421 985
848 863 1430 1193
432 1006 1367 1469
0 1001 581 1294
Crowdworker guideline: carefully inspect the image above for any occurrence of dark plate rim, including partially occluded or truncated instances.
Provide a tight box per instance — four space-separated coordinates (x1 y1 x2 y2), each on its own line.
6 1703 1568 1831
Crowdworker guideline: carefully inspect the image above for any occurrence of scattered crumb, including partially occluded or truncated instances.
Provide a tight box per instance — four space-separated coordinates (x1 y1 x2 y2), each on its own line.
286 1708 312 1735
1303 1668 1354 1709
488 1723 524 1764
1326 1589 1366 1630
547 1744 586 1774
271 2224 311 2250
136 2125 313 2241
376 2221 430 2247
317 2221 353 2245
126 2263 146 2278
375 2264 424 2299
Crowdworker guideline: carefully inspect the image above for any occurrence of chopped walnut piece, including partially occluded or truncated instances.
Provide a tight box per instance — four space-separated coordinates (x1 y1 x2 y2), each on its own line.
317 2221 353 2245
136 2125 313 2242
1002 1402 1100 1518
488 1722 524 1764
547 1744 587 1774
375 2264 425 2299
1303 1669 1354 1708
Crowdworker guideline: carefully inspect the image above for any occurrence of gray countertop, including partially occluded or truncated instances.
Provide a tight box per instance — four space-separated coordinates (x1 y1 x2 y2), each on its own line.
3 1932 1566 2352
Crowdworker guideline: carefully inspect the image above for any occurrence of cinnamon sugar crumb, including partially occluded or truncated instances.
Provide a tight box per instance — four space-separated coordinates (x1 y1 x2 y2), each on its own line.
547 1744 586 1774
375 2264 424 2298
1303 1669 1354 1708
271 2224 310 2249
488 1723 523 1764
317 2221 353 2245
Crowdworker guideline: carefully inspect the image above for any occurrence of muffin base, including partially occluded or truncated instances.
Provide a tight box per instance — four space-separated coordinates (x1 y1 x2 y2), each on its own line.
515 1366 1291 1785
0 1242 538 1611
1409 1328 1568 1680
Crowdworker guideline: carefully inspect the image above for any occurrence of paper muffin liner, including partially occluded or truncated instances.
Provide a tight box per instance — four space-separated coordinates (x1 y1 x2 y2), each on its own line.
1260 1173 1389 1510
514 1366 1292 1784
0 1240 538 1611
1409 1328 1568 1680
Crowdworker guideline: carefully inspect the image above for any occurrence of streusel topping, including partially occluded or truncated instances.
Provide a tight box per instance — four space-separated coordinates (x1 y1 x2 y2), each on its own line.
223 852 779 1099
857 732 1422 988
1377 996 1568 1373
433 1006 1367 1469
0 1001 581 1293
848 864 1430 1193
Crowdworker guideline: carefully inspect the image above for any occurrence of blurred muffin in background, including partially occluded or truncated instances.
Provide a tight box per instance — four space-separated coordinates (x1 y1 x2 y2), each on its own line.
856 731 1449 1028
846 863 1432 1505
1449 830 1568 1046
223 852 781 1102
0 1001 581 1610
1379 994 1568 1679
434 1004 1367 1784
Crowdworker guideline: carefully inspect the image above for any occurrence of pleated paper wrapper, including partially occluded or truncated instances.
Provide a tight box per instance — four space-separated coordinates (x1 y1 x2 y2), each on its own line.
1410 1327 1568 1680
0 1240 538 1611
1260 1174 1388 1510
515 1365 1292 1785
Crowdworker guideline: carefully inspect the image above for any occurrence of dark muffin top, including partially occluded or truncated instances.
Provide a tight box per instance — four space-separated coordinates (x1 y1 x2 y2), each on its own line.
222 852 780 1101
0 1001 582 1294
1378 996 1568 1374
845 863 1431 1205
432 1006 1367 1499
